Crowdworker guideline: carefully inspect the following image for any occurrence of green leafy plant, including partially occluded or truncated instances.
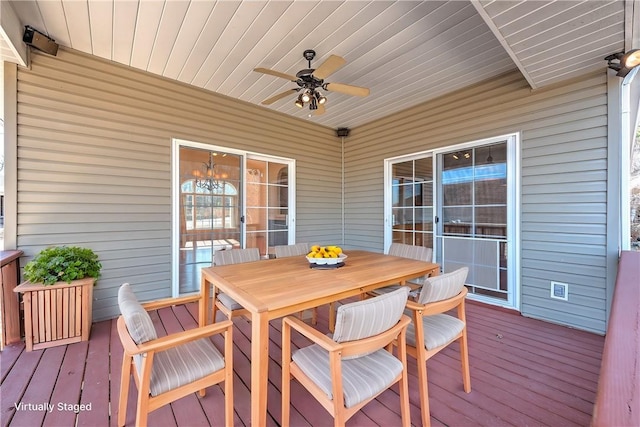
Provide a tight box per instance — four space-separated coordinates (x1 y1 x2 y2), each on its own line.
23 246 102 286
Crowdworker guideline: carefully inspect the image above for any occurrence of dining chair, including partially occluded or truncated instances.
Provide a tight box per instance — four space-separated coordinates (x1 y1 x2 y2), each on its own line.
281 286 412 427
404 266 471 427
274 242 309 258
367 243 434 297
212 247 261 321
274 243 319 325
116 283 234 427
333 243 432 333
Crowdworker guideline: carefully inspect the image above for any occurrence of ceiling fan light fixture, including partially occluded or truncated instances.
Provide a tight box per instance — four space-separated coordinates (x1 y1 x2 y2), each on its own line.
316 91 327 105
254 49 370 115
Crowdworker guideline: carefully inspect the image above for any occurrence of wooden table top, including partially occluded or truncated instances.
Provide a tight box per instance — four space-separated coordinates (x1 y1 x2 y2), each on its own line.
201 249 439 316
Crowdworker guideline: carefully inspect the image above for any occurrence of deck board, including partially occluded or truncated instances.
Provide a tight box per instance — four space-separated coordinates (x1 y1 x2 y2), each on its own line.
1 300 604 426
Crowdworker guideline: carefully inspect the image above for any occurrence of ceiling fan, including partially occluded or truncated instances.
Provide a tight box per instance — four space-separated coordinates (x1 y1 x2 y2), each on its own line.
254 50 370 115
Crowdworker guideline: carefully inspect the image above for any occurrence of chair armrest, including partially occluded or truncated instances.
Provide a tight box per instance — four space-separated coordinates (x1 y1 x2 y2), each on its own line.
405 299 424 312
142 293 201 311
404 288 468 316
283 316 341 352
122 319 233 356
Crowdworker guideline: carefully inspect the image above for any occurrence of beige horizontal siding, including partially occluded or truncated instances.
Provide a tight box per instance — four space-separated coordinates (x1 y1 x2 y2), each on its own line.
16 48 341 321
347 70 609 334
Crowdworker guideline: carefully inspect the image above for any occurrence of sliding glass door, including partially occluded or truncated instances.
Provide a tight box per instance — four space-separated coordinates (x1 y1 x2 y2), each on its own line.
385 134 519 309
173 141 295 295
436 140 513 304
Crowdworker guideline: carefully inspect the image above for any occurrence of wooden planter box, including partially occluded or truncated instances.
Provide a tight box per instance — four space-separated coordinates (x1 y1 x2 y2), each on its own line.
14 277 94 351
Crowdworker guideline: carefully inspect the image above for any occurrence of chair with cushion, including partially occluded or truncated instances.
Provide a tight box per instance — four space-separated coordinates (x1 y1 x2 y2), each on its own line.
281 286 412 427
274 242 309 258
367 243 434 297
212 247 261 321
274 243 318 325
116 283 233 427
404 266 471 427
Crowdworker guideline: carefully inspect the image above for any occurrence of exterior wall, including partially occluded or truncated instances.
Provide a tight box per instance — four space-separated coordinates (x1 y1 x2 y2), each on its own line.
346 70 610 334
13 48 341 321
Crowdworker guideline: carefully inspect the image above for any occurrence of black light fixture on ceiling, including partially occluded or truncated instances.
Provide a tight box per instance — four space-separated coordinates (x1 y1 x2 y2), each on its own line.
23 25 59 56
605 49 640 77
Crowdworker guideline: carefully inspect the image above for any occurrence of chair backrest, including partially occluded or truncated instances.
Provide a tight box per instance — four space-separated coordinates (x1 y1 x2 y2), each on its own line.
388 243 433 262
333 286 410 343
418 267 468 304
118 283 157 344
274 243 310 258
214 247 260 266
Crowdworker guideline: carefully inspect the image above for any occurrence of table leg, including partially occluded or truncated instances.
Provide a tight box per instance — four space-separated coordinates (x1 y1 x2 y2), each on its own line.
251 311 270 426
199 276 210 327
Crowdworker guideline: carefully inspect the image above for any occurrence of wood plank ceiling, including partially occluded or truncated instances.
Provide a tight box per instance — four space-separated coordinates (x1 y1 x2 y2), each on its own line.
2 0 631 129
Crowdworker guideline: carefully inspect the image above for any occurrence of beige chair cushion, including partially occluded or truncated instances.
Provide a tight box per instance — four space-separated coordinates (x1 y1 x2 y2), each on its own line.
274 243 310 258
118 283 157 344
406 313 465 350
292 344 403 408
213 247 260 266
418 267 468 304
213 248 261 310
369 244 433 297
333 286 410 343
148 338 225 396
388 243 433 261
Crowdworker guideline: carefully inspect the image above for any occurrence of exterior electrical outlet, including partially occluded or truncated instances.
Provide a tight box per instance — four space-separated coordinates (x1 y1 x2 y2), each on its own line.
550 281 568 301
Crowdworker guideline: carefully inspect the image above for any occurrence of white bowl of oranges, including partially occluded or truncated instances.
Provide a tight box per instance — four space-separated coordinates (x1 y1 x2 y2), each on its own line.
306 245 347 265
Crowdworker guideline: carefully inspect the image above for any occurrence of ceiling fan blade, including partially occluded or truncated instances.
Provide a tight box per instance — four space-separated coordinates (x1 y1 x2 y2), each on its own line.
313 104 326 115
261 89 298 105
324 82 370 97
312 55 346 80
254 68 298 82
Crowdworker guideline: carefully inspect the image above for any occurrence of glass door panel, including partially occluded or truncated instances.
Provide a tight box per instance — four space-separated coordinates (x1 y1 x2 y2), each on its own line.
437 141 509 301
245 158 291 257
391 156 434 250
178 147 241 293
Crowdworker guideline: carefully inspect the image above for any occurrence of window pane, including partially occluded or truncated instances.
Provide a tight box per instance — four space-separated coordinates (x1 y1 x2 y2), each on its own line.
392 231 413 245
392 207 414 228
417 182 432 206
415 207 433 231
415 157 432 182
392 161 413 180
246 208 267 231
443 152 473 206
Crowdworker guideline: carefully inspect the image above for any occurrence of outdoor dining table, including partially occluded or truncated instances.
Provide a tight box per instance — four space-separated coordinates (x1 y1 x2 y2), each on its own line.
199 249 440 426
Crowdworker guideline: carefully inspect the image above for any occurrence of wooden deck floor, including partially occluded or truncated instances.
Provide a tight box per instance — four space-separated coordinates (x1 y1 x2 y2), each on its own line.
1 300 604 427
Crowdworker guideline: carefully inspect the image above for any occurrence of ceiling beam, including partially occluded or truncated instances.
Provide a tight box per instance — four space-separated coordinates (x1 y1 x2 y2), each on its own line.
470 0 537 90
0 0 28 67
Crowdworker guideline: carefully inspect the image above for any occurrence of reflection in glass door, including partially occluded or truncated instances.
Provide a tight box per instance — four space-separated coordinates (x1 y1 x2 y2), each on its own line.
178 146 241 294
436 137 516 307
390 157 434 250
386 134 518 309
245 157 293 257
